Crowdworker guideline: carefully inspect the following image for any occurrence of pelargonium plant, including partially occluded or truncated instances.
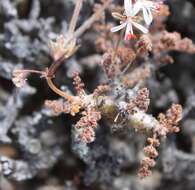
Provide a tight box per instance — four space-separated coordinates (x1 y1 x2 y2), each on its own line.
11 0 195 179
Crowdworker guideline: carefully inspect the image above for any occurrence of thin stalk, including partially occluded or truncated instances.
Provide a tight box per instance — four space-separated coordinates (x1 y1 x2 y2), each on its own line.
68 0 83 34
112 29 124 64
47 54 67 78
121 61 133 75
46 78 73 101
21 69 45 75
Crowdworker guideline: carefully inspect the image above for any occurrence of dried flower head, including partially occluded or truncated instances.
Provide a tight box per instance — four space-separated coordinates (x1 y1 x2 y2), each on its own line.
152 31 195 56
45 100 64 116
49 35 67 61
138 135 159 178
141 157 156 168
12 70 29 88
75 108 101 130
134 88 150 111
144 145 158 158
93 84 111 97
49 35 78 61
138 165 152 178
75 107 101 143
79 127 95 143
139 104 182 178
158 104 182 134
72 72 85 97
127 88 150 113
45 98 83 117
147 137 160 147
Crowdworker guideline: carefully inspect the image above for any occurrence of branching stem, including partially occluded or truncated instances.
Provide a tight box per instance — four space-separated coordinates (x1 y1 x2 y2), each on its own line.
67 0 112 44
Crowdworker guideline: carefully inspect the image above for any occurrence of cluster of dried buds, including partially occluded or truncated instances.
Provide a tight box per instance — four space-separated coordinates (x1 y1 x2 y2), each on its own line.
152 30 195 63
45 71 110 143
113 88 182 178
127 88 150 114
75 107 102 143
138 104 182 178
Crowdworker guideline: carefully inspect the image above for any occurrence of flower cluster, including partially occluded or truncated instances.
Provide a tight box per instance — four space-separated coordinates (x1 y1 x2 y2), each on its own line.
127 88 150 114
111 0 162 40
138 136 160 178
49 35 78 62
75 107 102 143
152 31 195 57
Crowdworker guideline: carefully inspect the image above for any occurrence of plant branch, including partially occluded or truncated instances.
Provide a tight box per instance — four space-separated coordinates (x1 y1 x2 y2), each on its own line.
47 0 112 77
46 78 73 101
68 0 84 34
67 0 112 44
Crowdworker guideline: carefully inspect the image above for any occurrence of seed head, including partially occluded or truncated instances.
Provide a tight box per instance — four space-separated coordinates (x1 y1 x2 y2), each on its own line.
12 70 29 88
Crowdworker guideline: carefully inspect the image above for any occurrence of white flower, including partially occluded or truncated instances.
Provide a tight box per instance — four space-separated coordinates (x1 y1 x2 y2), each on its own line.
111 0 148 40
133 0 161 25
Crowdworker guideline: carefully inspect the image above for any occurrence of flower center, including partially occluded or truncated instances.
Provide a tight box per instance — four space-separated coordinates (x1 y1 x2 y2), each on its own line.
125 33 137 40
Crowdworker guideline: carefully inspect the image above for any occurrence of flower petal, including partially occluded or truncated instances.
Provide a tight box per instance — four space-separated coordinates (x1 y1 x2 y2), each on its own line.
125 23 133 35
147 7 153 23
110 22 127 33
132 21 148 33
125 23 133 40
133 2 142 16
143 7 152 25
143 0 154 8
124 0 132 16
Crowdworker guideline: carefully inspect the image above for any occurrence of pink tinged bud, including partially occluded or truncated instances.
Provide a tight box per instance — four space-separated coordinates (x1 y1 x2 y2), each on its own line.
79 127 95 143
155 4 161 11
49 35 66 61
